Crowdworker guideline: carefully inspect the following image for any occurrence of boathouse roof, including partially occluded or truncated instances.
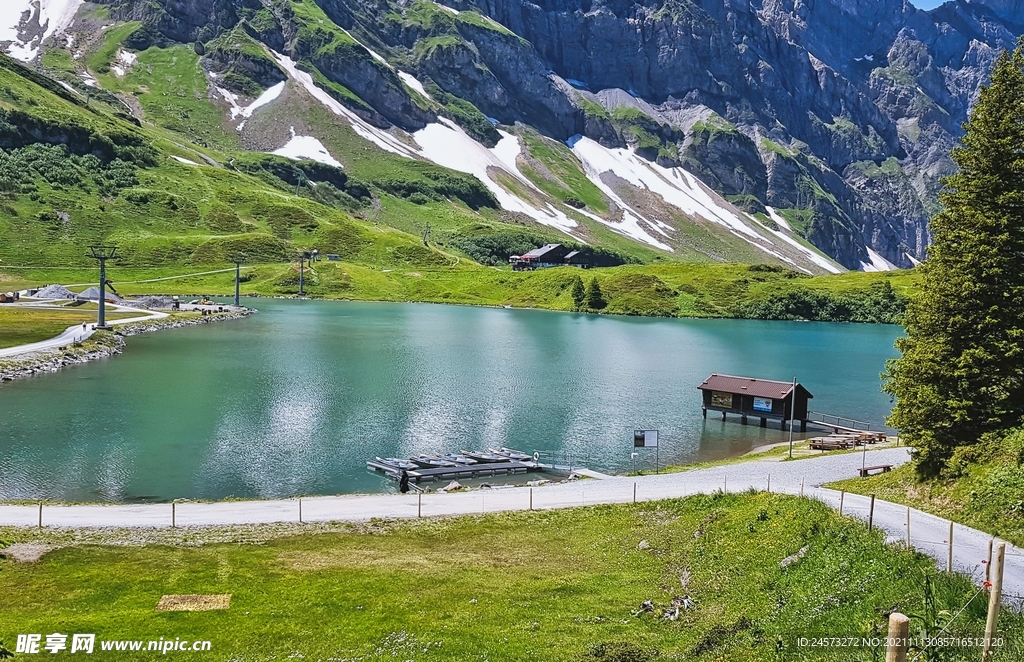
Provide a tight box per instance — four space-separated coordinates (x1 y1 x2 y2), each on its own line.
697 374 813 399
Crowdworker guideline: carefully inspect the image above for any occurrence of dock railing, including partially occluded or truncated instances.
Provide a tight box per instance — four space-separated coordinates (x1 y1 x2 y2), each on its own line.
532 450 601 476
806 411 875 432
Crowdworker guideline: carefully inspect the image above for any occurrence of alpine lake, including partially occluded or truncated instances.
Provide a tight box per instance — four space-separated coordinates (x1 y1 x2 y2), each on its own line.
0 299 902 502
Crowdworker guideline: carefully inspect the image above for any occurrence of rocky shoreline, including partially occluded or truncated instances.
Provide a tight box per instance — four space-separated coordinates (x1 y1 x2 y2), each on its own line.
0 310 252 384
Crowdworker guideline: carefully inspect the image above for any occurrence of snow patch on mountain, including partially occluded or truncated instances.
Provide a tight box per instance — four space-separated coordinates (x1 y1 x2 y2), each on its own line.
337 26 392 69
398 72 431 100
217 81 285 128
272 51 418 159
110 49 136 77
577 207 672 251
1 0 83 62
765 206 793 232
435 2 460 15
860 247 898 272
272 127 344 168
569 136 846 267
751 215 843 274
415 120 578 234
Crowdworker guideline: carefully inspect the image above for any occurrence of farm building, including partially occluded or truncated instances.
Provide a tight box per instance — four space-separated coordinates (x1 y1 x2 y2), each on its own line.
698 373 813 430
510 244 589 271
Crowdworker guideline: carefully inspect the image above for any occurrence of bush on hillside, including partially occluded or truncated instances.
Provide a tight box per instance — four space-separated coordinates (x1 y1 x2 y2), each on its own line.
0 144 139 197
234 155 372 207
0 108 157 165
732 280 906 323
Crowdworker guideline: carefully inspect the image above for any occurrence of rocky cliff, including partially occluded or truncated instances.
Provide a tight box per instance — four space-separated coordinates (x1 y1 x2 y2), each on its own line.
5 0 1021 271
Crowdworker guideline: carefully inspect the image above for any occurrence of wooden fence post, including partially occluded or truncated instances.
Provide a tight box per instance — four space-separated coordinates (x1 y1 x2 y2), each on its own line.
868 494 876 532
38 502 42 529
947 521 953 572
839 490 845 515
983 542 1006 660
298 498 303 524
171 502 176 528
767 474 770 493
885 612 909 662
633 482 636 503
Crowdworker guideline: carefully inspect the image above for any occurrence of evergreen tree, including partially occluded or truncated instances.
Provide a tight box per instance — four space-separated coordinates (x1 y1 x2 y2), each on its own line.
584 276 607 310
883 40 1024 476
571 275 586 311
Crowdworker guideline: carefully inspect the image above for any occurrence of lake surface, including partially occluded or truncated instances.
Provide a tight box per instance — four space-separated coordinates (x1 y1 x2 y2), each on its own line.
0 300 902 502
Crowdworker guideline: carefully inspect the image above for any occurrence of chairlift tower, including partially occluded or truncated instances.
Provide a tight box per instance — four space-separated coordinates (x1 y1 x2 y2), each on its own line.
87 245 117 329
232 253 246 307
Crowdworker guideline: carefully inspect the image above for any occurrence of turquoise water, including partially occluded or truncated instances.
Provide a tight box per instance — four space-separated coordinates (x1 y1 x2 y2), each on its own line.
0 300 902 502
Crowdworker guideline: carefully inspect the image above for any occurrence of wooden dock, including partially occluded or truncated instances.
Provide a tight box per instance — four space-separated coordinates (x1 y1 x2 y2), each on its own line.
367 459 539 483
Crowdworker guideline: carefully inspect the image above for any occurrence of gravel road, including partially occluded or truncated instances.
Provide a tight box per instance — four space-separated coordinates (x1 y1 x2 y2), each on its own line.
2 447 1021 601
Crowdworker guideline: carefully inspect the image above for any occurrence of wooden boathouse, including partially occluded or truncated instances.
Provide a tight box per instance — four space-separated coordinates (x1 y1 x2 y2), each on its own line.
698 374 812 431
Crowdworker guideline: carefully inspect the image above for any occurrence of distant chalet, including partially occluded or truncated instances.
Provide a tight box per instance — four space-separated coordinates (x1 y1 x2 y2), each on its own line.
510 244 589 271
698 373 813 431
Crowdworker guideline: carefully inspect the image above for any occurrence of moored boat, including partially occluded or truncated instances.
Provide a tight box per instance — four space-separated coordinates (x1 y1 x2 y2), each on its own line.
376 457 418 471
490 447 530 461
411 455 459 468
441 453 478 465
462 450 506 463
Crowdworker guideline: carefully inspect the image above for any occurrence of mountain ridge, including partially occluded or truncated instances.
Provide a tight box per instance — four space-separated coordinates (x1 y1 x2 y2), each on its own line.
1 0 1021 274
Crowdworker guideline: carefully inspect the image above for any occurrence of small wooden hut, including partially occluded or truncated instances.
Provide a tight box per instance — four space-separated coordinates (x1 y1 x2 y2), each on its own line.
698 373 813 430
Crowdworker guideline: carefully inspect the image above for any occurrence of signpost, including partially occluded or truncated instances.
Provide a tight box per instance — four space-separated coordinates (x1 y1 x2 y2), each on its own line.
634 429 659 473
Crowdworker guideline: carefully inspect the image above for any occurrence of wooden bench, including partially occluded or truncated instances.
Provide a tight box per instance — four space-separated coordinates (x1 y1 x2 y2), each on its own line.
858 464 892 477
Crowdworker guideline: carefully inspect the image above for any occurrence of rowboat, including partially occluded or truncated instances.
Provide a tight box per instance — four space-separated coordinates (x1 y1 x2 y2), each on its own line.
376 457 418 471
490 447 530 461
441 453 478 465
462 450 506 463
411 455 460 468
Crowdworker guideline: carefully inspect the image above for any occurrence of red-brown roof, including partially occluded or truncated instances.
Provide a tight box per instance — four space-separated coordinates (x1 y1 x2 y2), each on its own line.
697 374 813 399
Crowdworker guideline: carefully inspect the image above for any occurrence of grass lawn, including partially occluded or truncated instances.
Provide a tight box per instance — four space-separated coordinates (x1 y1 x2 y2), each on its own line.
0 306 137 349
1 494 1019 661
0 262 918 322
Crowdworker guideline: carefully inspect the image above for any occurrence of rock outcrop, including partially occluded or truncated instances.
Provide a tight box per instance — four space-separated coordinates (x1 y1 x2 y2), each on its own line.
89 0 1024 270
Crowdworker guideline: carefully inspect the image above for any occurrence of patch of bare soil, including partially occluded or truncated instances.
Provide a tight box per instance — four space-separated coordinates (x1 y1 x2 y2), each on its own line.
2 542 56 562
156 594 231 611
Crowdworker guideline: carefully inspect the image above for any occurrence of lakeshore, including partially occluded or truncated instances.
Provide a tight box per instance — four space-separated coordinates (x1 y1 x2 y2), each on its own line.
0 298 901 503
0 308 252 384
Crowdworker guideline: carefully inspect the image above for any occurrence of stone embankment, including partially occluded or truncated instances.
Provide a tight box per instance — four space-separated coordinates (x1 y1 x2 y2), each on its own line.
0 310 252 383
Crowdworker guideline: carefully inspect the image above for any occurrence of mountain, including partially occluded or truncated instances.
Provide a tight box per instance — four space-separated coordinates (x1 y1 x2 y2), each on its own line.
1 0 1020 273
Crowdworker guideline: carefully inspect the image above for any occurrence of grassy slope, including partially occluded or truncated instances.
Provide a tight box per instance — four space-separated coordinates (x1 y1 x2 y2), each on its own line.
829 429 1024 547
2 494 1017 661
0 263 918 320
1 19 919 330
